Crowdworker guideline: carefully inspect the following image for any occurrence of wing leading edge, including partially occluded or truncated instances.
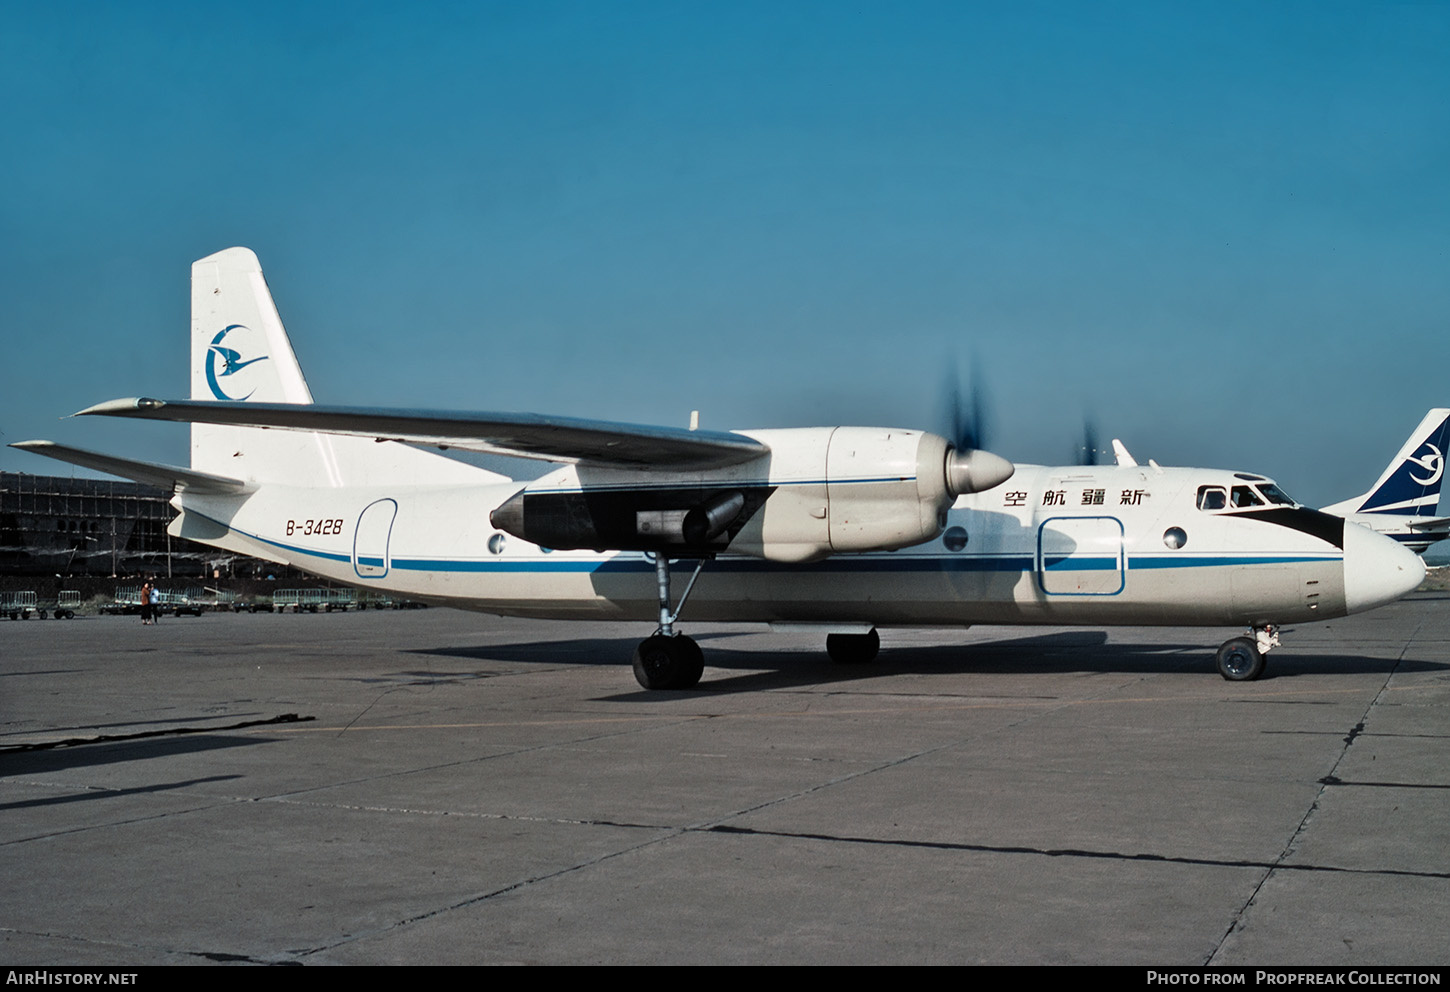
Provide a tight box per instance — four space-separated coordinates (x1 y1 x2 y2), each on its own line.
76 398 770 471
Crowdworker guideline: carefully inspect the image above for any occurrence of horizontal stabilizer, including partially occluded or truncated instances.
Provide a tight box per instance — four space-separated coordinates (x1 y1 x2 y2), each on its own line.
9 440 253 494
1407 516 1450 531
76 397 771 471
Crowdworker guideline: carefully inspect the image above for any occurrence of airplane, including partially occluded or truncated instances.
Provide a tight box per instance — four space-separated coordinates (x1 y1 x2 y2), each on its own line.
1112 411 1450 554
12 247 1426 690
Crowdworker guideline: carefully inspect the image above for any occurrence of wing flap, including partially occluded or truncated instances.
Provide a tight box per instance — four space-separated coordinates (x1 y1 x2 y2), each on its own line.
76 398 770 470
9 441 253 494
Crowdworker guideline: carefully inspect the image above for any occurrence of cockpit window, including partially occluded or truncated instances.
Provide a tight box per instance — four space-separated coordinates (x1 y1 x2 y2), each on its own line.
1197 486 1227 510
1256 483 1295 506
1200 481 1297 513
1230 486 1264 508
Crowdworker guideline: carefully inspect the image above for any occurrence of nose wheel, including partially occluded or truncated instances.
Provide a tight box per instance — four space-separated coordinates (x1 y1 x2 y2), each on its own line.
1216 624 1278 681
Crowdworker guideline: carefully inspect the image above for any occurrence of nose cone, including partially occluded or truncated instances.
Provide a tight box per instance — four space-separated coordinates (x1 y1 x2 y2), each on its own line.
489 490 526 540
1342 522 1425 614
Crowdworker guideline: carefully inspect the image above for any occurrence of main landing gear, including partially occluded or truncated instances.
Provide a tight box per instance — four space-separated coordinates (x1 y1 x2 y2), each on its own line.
1216 624 1279 681
632 555 709 690
826 627 880 664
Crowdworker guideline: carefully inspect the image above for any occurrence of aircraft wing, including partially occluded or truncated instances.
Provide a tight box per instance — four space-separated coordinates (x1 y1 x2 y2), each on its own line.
76 398 771 471
9 440 253 494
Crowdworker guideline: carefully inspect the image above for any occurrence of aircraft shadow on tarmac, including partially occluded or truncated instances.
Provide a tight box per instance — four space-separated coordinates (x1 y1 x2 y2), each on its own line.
0 733 258 799
0 772 245 813
410 629 1450 698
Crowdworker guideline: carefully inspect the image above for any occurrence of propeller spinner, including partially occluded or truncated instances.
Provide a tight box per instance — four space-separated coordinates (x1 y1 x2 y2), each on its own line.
941 363 1013 496
945 445 1014 496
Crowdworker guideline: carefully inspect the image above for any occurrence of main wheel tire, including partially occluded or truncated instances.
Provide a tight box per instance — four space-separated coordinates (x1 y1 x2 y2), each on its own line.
827 628 881 664
676 636 704 689
1216 636 1265 681
632 634 704 690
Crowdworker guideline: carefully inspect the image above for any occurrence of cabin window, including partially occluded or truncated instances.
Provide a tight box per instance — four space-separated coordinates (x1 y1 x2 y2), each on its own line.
942 526 968 552
488 533 507 555
1163 527 1187 549
1197 486 1227 511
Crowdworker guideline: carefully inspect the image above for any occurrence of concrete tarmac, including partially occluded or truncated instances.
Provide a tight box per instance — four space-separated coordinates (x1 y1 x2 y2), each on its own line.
2 595 1448 965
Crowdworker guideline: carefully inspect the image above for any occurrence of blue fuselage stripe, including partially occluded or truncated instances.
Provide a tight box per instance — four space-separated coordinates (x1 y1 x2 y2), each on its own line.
202 512 1340 576
313 552 1338 575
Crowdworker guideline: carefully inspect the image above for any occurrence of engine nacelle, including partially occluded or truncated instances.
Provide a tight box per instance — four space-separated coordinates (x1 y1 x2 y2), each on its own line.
489 426 1013 562
730 427 1012 561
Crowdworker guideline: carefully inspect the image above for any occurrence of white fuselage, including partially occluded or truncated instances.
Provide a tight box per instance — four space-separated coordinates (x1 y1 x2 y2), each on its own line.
171 462 1421 630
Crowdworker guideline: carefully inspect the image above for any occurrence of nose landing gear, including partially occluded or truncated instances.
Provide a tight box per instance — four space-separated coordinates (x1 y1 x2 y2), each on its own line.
1216 624 1279 681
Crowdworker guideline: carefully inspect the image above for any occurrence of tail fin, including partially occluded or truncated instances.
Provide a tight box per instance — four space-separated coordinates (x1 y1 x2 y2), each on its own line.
189 248 501 487
192 247 314 407
1323 409 1450 516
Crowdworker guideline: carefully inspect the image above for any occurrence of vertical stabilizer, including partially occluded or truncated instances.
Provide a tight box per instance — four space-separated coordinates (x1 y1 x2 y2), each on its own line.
189 248 504 487
1323 409 1450 516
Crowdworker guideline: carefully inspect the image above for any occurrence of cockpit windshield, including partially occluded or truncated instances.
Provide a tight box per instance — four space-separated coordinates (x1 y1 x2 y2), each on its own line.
1256 483 1296 506
1198 481 1298 512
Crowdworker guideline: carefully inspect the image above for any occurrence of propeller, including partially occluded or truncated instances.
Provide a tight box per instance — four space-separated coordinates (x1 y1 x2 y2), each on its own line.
943 363 989 451
1076 416 1102 466
940 361 1013 496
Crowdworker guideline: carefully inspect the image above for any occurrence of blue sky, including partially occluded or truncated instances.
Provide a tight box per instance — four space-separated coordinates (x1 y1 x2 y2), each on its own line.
2 1 1447 506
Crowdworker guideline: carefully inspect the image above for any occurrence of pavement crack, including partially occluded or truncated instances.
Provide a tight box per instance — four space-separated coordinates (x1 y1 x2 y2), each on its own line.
190 950 298 965
1205 622 1423 966
696 824 1450 880
1318 776 1450 790
0 797 253 847
291 827 679 961
263 796 665 831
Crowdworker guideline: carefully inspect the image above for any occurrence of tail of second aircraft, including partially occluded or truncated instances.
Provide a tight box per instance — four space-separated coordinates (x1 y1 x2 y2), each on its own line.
189 248 499 488
1322 409 1450 517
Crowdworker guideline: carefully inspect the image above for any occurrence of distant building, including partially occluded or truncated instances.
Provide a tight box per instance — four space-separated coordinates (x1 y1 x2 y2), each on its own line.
0 471 286 578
